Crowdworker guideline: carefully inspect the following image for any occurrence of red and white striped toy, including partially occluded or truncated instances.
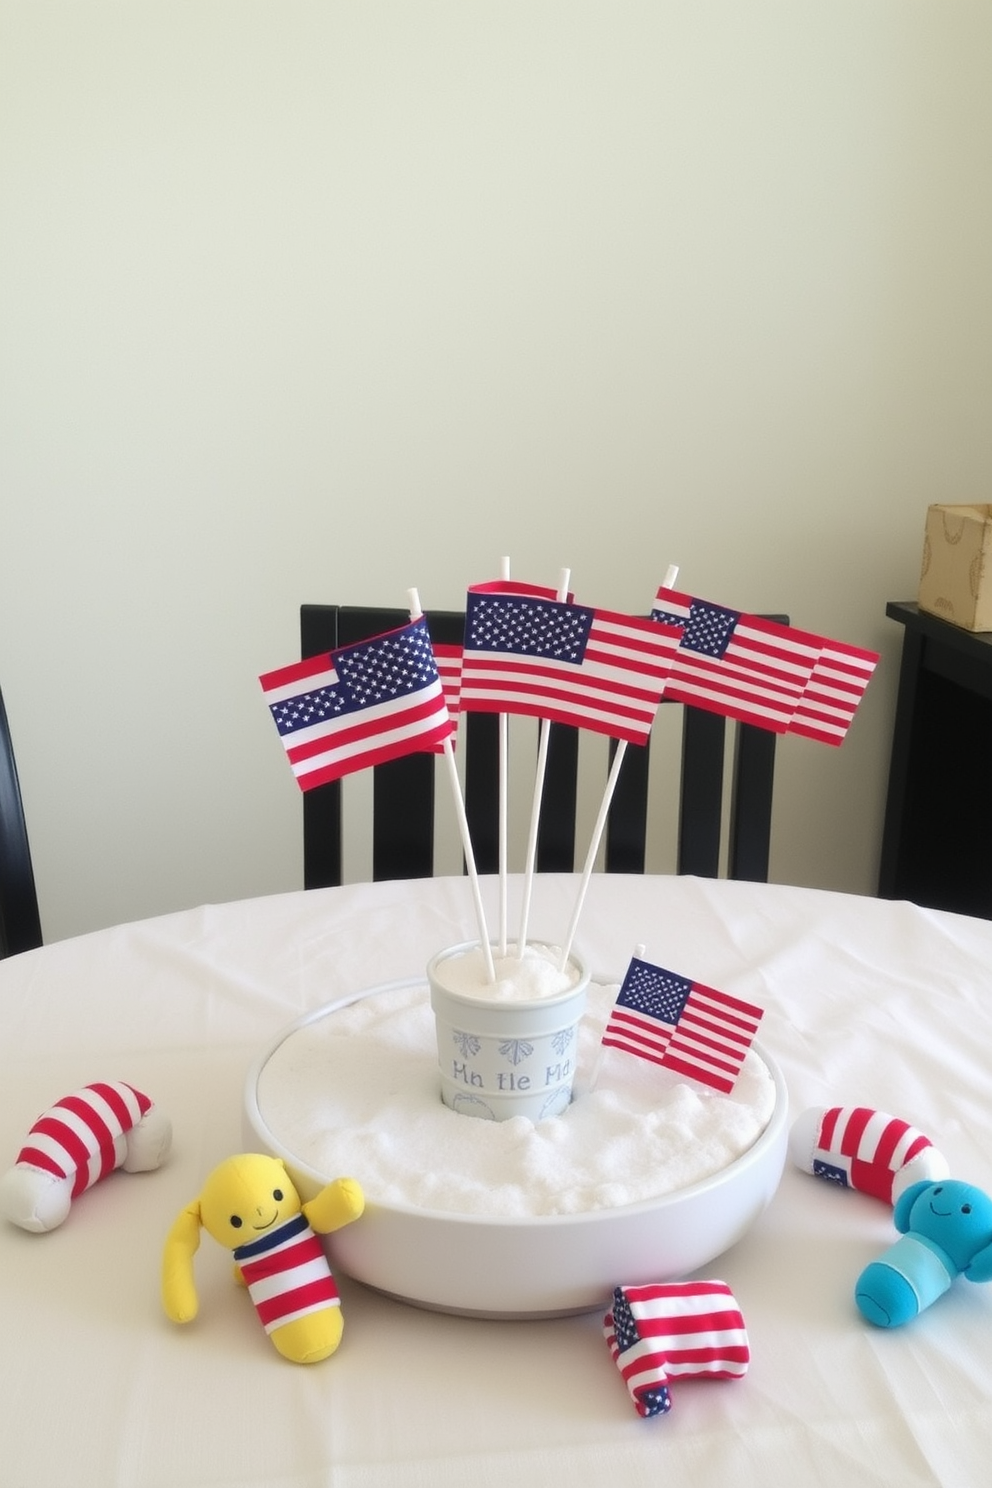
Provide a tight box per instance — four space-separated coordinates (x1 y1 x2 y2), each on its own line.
0 1081 171 1232
604 1279 750 1417
788 1105 948 1206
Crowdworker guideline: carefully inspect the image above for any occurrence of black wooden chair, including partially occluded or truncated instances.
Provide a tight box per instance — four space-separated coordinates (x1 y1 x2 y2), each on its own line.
299 604 785 890
0 685 43 958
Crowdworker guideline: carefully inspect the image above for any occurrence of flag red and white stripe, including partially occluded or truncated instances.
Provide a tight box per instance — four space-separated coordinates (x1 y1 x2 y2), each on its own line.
788 638 879 746
652 586 820 732
602 958 763 1094
428 641 463 747
461 591 680 745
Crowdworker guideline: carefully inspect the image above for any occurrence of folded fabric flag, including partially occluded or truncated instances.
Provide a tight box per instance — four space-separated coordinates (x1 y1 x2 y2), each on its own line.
601 956 763 1094
260 615 453 790
789 1105 949 1205
604 1280 750 1418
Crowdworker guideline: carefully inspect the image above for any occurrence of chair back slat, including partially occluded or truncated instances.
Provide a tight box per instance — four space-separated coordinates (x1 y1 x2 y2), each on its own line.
728 722 778 882
605 736 650 874
535 723 579 873
677 706 727 878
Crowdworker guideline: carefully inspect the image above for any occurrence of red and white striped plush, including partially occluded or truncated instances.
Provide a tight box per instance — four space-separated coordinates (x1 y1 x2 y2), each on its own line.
604 1280 750 1417
234 1212 342 1335
1 1081 171 1232
789 1105 949 1205
17 1082 152 1194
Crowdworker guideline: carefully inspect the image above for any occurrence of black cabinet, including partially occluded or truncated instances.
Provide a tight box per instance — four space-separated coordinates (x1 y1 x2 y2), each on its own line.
879 601 992 919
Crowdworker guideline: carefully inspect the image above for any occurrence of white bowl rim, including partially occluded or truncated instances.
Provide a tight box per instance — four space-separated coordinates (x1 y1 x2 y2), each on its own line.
244 973 789 1231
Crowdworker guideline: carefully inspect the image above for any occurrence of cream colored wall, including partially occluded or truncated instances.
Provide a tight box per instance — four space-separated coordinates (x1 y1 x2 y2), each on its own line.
1 2 990 942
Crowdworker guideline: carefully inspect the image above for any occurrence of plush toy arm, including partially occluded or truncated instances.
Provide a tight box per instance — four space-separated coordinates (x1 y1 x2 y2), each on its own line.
964 1242 992 1284
161 1202 203 1323
303 1177 365 1235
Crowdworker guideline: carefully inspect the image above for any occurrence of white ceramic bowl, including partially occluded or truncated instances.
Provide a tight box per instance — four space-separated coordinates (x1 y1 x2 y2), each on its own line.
243 987 789 1319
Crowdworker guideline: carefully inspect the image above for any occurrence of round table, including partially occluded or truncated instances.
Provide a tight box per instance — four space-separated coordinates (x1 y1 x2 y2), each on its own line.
2 872 991 1487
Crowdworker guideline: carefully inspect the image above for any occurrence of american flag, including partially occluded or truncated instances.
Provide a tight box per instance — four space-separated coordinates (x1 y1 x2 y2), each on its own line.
788 637 879 746
601 957 763 1094
428 641 463 747
259 615 453 790
651 585 821 732
805 1106 940 1204
460 591 680 744
604 1281 750 1417
421 577 569 750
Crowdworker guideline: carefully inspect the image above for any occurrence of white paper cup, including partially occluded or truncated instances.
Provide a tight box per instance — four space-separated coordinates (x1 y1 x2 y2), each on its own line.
427 941 590 1122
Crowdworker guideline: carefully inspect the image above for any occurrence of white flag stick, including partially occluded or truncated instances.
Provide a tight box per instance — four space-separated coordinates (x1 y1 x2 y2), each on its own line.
498 712 508 956
441 740 496 982
408 588 495 982
516 566 571 957
497 555 511 956
662 562 679 590
557 737 629 972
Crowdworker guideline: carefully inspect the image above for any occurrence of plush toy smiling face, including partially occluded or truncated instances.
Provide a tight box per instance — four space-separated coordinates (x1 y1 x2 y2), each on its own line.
902 1180 992 1272
197 1153 303 1250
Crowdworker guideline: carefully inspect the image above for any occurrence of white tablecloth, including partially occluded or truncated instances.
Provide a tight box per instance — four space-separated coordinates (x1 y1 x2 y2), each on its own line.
2 873 992 1487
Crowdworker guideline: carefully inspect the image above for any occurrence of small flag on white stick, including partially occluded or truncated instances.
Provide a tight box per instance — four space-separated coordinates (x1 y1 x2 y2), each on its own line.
601 954 763 1094
583 943 645 1096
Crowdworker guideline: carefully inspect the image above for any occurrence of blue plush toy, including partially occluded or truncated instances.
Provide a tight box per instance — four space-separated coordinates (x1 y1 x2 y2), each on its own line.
855 1179 992 1328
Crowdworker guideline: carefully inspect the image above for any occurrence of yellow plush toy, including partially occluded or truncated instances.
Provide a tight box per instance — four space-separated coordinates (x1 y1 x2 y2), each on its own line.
161 1153 364 1363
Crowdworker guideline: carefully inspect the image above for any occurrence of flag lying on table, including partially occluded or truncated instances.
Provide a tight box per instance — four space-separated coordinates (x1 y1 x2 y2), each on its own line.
460 590 680 745
604 1280 750 1418
601 956 763 1094
651 585 820 733
787 635 879 746
259 615 453 790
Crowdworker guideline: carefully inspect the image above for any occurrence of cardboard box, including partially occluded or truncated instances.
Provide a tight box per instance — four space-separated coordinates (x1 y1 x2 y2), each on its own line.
917 503 992 632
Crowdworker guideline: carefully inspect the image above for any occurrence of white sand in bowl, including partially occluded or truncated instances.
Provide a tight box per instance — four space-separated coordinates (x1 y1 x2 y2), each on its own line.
431 942 581 1002
256 978 777 1218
